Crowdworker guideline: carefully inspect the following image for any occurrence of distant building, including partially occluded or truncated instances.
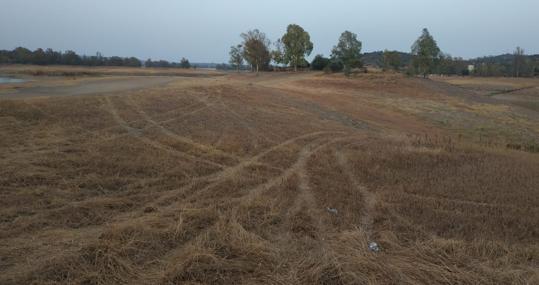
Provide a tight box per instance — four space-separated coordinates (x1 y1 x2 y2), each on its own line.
467 65 475 73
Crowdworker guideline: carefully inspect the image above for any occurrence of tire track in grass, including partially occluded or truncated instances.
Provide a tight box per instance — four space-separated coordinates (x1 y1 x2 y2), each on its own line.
215 88 276 149
240 138 333 204
103 96 225 169
96 104 212 144
125 95 243 163
138 131 345 212
226 136 361 238
144 132 345 214
334 150 377 240
96 132 352 239
85 90 213 144
182 132 350 203
284 137 361 236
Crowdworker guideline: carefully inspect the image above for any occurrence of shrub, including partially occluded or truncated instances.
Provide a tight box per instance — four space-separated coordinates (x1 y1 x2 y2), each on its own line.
311 55 330 71
329 60 344 72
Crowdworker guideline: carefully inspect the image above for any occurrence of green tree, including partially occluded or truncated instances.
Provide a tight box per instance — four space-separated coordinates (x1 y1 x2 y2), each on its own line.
241 29 271 72
411 28 441 78
13 47 33 64
383 50 401 71
311 54 330 71
271 39 285 68
331 31 362 76
281 24 313 72
229 45 244 72
180 57 191 69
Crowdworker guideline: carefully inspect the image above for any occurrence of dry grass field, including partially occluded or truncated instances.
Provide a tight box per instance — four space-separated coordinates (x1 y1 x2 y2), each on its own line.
1 66 538 284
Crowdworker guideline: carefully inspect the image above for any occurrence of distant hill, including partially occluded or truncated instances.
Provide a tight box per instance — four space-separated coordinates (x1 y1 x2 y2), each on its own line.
471 53 539 65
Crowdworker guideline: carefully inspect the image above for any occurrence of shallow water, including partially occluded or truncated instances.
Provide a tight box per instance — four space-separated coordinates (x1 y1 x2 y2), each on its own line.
0 77 26 84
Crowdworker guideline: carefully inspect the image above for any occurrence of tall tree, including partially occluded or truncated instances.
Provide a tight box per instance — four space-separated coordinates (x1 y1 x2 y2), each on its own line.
13 47 33 64
229 45 244 72
411 28 441 78
241 29 271 72
331 31 362 76
513 46 526 77
281 24 313 72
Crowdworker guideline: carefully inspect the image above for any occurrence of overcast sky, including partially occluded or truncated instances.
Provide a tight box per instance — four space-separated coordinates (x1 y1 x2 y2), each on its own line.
1 0 538 62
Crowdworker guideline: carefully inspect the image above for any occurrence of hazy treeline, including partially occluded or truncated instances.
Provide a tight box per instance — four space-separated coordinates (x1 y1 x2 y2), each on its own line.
145 57 191 69
0 47 142 67
360 51 538 77
0 47 196 69
472 53 539 77
215 63 249 71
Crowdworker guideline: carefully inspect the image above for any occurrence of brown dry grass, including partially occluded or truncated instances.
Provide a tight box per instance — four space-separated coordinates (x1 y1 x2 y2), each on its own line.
1 68 538 284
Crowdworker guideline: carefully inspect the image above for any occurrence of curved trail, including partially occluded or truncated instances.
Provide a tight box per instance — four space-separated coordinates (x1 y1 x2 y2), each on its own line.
80 134 358 248
124 95 243 162
136 137 364 284
194 131 345 185
241 136 348 203
140 131 345 210
103 96 225 169
215 89 275 148
334 150 377 239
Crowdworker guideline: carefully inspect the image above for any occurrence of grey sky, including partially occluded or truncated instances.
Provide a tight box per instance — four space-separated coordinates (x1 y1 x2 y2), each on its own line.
1 0 538 62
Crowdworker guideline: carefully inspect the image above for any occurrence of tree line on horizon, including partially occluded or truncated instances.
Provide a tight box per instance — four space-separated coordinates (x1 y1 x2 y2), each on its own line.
0 47 143 67
0 47 193 69
145 57 191 69
225 25 539 78
1 29 537 77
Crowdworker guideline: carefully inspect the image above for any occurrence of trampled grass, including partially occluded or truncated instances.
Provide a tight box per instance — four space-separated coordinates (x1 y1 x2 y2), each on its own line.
0 68 538 284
